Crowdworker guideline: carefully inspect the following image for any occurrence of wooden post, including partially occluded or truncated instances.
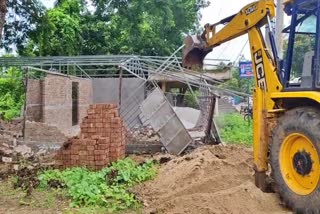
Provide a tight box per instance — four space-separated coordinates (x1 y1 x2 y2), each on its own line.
22 67 29 140
118 68 123 107
161 81 167 92
202 95 222 145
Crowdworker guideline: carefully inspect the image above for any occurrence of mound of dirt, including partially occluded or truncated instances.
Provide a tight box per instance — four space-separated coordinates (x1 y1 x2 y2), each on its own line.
135 145 290 214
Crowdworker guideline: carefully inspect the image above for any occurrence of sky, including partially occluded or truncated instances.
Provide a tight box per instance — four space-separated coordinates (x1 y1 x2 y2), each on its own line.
41 0 54 8
40 0 289 63
200 0 291 63
200 0 254 63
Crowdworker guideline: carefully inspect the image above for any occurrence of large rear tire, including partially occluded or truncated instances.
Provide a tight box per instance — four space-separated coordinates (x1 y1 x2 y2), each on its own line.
270 107 320 213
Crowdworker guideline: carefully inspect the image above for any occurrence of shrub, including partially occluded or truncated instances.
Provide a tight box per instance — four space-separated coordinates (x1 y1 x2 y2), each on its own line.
184 89 199 108
0 67 25 120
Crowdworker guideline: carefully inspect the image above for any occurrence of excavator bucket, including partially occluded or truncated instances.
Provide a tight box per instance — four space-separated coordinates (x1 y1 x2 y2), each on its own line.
182 35 211 70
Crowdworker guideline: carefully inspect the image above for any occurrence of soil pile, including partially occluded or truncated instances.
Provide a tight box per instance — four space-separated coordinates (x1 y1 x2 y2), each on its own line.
135 145 290 214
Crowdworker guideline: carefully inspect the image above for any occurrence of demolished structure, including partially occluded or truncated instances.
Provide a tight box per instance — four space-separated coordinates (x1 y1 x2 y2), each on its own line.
0 53 242 169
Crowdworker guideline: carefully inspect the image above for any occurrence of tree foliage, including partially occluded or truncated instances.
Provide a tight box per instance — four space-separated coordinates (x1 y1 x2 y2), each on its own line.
0 67 25 120
2 0 45 52
96 0 208 56
219 67 254 95
4 0 209 56
0 0 6 41
283 35 315 78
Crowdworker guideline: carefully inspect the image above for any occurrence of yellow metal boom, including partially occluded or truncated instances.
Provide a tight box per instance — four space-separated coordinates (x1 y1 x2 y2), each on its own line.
183 0 283 190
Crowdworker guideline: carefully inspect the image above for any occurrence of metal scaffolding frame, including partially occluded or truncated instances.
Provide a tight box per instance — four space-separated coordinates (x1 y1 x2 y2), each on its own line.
0 54 229 80
0 52 249 98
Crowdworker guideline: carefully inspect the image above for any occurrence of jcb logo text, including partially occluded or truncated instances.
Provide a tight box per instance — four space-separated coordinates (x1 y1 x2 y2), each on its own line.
254 50 267 91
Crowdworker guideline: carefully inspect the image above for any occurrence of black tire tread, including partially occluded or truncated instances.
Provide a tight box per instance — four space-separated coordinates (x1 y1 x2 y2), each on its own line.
270 107 320 213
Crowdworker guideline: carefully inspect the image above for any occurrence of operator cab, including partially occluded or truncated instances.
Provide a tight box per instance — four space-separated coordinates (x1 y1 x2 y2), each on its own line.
282 0 320 90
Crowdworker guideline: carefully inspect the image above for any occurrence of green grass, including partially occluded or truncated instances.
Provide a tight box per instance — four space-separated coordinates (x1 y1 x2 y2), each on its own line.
216 113 253 146
0 178 70 211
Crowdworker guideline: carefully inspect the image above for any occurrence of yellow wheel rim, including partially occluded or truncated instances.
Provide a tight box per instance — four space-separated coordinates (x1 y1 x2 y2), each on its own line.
280 133 320 195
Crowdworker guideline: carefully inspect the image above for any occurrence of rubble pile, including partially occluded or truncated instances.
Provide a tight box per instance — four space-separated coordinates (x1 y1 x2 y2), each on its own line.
0 118 22 135
24 121 67 144
55 104 126 170
0 119 25 164
0 140 55 182
126 125 162 154
0 144 31 162
0 119 57 170
128 125 160 144
0 119 22 145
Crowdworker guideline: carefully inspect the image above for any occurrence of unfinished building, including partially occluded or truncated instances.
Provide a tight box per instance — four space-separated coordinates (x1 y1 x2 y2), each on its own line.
1 54 240 159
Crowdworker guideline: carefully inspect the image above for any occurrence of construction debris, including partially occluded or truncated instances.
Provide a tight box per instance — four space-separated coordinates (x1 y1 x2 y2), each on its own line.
0 119 62 176
0 118 22 136
129 125 160 143
24 121 68 144
126 125 162 155
1 156 12 163
173 107 200 129
140 88 193 155
0 143 33 162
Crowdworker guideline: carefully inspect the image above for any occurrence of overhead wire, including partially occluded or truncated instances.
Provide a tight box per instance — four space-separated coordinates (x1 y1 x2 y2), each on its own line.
233 39 249 64
213 3 232 61
216 42 231 59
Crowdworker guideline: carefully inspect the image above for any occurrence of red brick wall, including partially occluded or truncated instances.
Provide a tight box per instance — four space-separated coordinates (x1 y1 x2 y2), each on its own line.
55 104 126 170
26 79 43 122
26 74 93 135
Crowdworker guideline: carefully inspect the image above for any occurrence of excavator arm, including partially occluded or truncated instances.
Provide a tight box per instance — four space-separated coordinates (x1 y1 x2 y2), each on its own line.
183 0 277 69
183 0 283 191
185 0 320 211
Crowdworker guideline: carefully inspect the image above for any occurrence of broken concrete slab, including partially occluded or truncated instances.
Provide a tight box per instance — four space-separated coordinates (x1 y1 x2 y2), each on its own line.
173 107 201 129
14 145 33 158
2 157 12 163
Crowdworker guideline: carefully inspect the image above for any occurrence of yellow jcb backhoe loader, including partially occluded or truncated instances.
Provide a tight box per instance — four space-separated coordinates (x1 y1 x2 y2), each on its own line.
183 0 320 212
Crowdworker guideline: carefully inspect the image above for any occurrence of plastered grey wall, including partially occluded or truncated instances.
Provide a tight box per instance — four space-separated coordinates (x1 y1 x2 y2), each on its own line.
92 78 145 105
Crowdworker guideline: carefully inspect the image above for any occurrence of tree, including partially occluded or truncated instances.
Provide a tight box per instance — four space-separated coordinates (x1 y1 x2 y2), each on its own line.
35 9 83 56
21 0 85 56
220 67 254 95
0 0 6 42
2 0 45 52
80 15 111 55
0 66 25 120
17 0 210 56
283 35 315 78
99 0 210 56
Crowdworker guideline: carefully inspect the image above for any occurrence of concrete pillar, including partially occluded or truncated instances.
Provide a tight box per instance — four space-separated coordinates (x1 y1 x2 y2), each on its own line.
161 81 167 92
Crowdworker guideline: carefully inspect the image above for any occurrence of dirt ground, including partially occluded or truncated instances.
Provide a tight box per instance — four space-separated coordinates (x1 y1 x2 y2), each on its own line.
134 145 292 214
0 145 292 214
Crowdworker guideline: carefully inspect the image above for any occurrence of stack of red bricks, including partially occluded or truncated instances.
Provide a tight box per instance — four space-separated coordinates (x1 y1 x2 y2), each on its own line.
55 104 126 170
